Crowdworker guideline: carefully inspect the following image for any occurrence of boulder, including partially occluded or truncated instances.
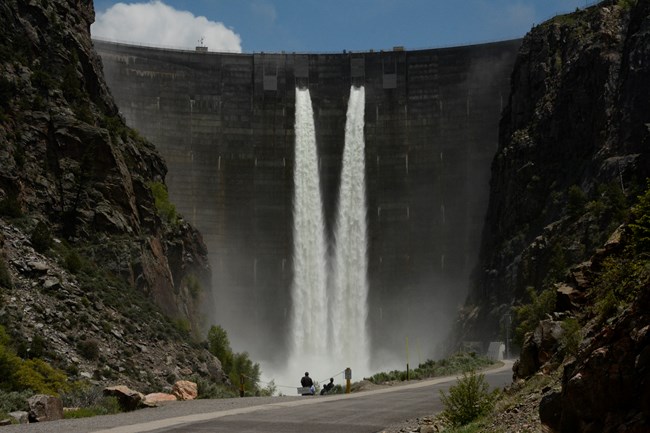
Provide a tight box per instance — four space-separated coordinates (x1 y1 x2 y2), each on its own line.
514 319 563 379
539 391 562 432
555 283 584 312
172 380 198 400
144 393 177 405
103 385 145 411
27 394 64 422
9 411 29 424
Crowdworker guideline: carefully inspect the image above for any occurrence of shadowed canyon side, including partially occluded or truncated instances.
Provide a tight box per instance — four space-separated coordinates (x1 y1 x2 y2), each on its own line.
463 1 650 344
95 39 521 370
0 0 224 390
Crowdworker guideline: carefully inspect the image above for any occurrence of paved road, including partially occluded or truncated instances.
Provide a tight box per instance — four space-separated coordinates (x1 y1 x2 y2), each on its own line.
3 361 512 433
103 361 513 433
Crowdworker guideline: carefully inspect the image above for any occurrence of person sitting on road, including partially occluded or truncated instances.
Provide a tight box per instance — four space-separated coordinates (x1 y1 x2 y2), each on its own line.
301 372 314 395
320 377 334 395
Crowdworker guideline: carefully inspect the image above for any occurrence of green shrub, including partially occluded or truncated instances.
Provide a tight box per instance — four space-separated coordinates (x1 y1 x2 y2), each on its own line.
592 256 648 320
567 185 586 217
206 325 262 395
62 383 118 411
0 390 31 413
0 256 12 290
148 181 177 225
77 339 99 361
208 325 233 373
185 274 202 299
630 180 650 253
229 351 261 395
27 335 46 359
64 250 83 274
439 370 498 427
15 358 70 396
559 317 581 357
172 319 191 338
30 221 52 253
63 395 121 419
192 375 238 399
0 326 21 391
0 196 22 218
366 352 494 384
513 287 556 348
31 69 56 93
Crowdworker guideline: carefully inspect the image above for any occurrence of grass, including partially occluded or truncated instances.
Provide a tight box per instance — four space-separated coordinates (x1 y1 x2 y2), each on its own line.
365 352 496 384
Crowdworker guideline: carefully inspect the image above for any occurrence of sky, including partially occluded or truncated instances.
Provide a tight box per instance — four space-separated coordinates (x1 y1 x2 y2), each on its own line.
91 0 594 54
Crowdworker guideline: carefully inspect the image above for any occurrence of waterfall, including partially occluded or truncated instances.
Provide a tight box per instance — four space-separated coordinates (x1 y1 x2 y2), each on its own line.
290 87 328 362
330 86 370 373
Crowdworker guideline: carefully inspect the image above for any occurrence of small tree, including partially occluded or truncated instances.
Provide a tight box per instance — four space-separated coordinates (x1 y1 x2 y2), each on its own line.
208 325 233 373
629 180 650 253
438 370 498 427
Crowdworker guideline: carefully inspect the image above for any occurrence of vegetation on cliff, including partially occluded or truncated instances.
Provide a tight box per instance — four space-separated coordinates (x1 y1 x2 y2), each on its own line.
451 0 649 431
0 0 235 408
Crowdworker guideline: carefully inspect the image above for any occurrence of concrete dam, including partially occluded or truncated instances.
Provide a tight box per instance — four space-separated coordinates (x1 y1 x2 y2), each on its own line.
95 39 521 375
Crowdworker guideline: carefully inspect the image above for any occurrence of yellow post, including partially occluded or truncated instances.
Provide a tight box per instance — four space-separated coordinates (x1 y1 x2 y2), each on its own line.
345 367 352 394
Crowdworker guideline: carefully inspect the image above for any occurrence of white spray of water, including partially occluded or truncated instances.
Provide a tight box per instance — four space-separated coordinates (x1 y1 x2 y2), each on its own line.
289 87 329 368
330 86 370 375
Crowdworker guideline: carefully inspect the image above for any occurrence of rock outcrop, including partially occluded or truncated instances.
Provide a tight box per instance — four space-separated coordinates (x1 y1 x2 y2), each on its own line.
464 0 650 342
539 279 650 432
171 380 198 401
458 1 650 431
27 394 63 422
0 0 225 389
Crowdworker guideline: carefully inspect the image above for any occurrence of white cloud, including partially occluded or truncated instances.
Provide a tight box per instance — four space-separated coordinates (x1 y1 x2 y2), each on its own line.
91 1 242 52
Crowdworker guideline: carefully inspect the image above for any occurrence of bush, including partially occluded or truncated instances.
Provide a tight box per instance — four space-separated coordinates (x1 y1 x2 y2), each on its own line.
208 325 233 373
0 256 12 290
0 390 31 413
64 250 83 274
630 180 650 253
192 376 238 399
185 274 202 299
148 181 177 225
513 287 556 348
62 384 121 418
206 325 262 395
0 196 22 218
0 326 21 391
439 370 498 427
229 351 261 395
77 339 100 361
30 221 52 253
559 317 581 357
14 358 70 396
567 185 586 217
366 353 494 384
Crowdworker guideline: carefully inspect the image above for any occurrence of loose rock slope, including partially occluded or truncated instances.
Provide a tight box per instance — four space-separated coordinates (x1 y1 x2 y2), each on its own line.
0 0 225 391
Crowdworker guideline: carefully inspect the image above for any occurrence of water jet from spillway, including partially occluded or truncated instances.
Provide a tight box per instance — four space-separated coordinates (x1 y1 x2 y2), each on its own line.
288 87 328 371
330 85 370 376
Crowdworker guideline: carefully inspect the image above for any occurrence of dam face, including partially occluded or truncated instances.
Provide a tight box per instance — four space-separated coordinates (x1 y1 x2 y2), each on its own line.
95 40 521 369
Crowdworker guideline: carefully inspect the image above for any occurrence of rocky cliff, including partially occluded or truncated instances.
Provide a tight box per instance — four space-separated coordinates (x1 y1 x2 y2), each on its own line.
464 0 650 342
0 0 223 390
459 1 650 431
